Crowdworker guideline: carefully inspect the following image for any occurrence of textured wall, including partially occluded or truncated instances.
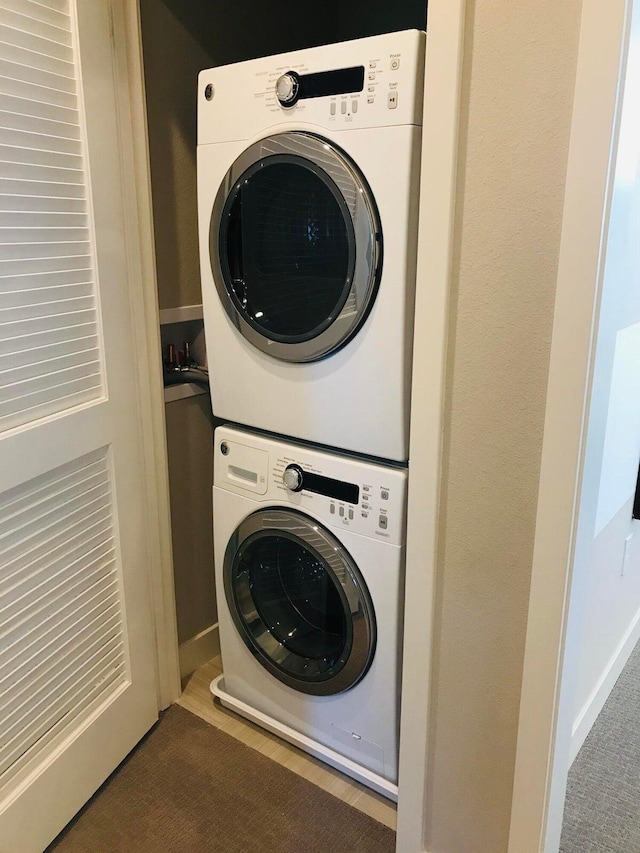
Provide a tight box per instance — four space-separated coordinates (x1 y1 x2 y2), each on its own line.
140 0 213 310
425 2 582 850
570 0 640 743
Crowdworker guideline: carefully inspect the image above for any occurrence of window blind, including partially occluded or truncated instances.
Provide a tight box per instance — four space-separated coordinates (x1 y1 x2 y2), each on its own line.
0 0 103 434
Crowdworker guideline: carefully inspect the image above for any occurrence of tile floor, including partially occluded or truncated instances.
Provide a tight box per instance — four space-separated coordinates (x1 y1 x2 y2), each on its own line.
177 656 397 831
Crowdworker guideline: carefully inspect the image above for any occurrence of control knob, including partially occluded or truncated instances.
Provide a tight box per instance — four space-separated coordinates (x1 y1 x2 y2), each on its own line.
275 72 299 107
282 464 304 492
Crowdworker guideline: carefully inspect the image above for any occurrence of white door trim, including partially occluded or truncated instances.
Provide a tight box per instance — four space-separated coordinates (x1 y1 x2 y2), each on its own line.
113 0 181 710
396 2 466 851
508 2 632 850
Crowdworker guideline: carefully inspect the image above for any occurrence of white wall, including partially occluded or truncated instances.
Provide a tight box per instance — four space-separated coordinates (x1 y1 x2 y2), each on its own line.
567 3 640 759
423 2 582 851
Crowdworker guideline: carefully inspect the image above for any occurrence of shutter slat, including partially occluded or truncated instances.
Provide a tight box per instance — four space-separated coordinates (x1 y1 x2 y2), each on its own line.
0 376 99 426
0 131 82 157
0 240 89 259
0 364 102 417
0 178 84 198
0 72 77 108
0 458 105 527
0 58 75 94
0 161 82 183
0 377 101 430
0 517 111 598
0 305 93 332
1 607 120 731
0 227 88 244
0 479 109 554
1 605 121 726
0 24 72 62
0 548 114 632
2 505 111 584
0 330 97 363
0 120 82 148
0 292 93 318
1 642 124 776
0 345 98 387
0 109 80 141
0 280 92 304
0 267 92 287
0 36 73 78
0 210 87 226
0 193 85 212
0 1 70 32
0 320 96 356
0 8 71 46
0 91 79 127
0 253 90 275
0 139 82 169
0 570 116 682
0 664 124 792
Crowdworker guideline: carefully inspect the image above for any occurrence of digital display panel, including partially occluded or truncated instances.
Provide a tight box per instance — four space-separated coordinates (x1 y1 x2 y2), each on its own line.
303 471 360 505
298 66 365 100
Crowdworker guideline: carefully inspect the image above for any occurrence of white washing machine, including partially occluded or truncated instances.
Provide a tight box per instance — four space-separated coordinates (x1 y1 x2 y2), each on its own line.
211 425 407 799
198 31 425 462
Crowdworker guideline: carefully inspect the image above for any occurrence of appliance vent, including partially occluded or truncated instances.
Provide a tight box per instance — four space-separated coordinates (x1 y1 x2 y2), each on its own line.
0 448 126 794
0 0 104 433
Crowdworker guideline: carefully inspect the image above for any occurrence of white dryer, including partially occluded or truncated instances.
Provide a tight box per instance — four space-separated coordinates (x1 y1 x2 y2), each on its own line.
197 31 425 462
211 425 407 799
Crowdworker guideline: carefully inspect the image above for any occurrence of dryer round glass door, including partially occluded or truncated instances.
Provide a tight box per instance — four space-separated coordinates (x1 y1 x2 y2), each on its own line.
223 508 376 695
210 132 382 362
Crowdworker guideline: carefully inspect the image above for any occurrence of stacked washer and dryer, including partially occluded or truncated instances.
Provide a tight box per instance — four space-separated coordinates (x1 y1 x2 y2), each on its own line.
197 30 425 801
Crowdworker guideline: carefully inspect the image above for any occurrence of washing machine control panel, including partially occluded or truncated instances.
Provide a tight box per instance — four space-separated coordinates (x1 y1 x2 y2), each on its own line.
215 428 407 545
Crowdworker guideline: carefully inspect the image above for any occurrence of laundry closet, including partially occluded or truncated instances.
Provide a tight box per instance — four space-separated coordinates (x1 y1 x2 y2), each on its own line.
139 0 426 700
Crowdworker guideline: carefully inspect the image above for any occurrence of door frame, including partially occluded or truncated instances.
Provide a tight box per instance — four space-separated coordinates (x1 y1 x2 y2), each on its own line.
396 2 466 851
111 0 181 709
508 1 633 850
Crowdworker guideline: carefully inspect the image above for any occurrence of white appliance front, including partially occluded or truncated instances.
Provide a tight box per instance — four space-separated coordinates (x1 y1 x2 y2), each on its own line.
198 31 425 461
212 426 407 796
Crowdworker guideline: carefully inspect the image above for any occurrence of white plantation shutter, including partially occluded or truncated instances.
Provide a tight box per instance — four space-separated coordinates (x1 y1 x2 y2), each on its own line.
0 2 159 847
0 0 103 433
0 449 126 794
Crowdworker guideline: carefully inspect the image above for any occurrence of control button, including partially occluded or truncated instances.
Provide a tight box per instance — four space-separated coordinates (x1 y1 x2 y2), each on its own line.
352 100 358 113
369 60 377 69
362 503 370 510
361 511 368 518
390 57 400 71
348 508 354 520
368 72 376 81
330 102 336 116
367 96 374 104
381 490 389 501
275 72 299 107
379 515 388 530
363 485 370 492
282 464 304 492
339 506 345 517
341 101 347 114
388 92 398 110
330 503 335 514
368 85 375 93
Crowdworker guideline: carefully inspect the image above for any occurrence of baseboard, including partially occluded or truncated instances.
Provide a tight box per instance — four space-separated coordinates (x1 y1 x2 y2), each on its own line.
179 623 220 679
570 604 640 764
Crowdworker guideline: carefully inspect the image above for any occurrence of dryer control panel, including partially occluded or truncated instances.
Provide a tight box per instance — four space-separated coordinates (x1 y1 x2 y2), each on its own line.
198 29 425 145
214 426 407 546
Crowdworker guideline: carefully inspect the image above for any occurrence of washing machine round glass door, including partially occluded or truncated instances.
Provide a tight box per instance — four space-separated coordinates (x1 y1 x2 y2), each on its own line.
209 132 382 363
223 507 376 695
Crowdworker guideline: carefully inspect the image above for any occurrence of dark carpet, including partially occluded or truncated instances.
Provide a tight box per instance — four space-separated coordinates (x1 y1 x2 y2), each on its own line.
560 641 640 852
48 704 395 853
